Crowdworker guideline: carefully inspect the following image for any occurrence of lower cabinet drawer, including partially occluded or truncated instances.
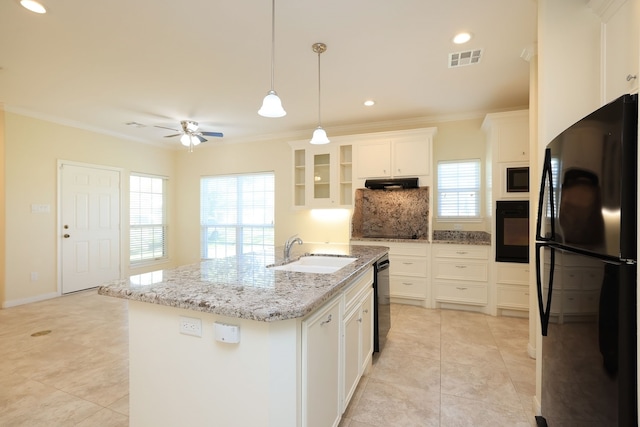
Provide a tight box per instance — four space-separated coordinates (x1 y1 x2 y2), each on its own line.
496 263 530 285
433 260 488 282
390 256 427 276
390 275 427 299
434 282 487 306
496 285 529 310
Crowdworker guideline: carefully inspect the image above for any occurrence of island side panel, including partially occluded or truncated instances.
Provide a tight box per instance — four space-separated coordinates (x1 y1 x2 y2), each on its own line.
128 300 299 427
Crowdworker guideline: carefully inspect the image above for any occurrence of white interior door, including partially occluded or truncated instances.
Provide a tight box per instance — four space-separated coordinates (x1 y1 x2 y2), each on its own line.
60 163 121 294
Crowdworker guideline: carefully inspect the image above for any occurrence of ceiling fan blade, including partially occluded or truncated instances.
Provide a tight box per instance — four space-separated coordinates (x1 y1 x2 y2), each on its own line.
164 133 182 138
195 134 207 143
201 131 224 138
154 125 180 132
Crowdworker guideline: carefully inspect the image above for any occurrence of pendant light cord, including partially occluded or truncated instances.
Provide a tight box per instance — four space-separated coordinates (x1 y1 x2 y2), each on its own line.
270 0 276 91
317 49 322 126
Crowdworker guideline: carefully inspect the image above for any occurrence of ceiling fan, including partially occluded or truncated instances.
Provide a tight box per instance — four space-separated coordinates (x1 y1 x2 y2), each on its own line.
156 120 223 150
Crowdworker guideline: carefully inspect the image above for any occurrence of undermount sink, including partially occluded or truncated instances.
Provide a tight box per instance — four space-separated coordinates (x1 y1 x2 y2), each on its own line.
269 256 358 274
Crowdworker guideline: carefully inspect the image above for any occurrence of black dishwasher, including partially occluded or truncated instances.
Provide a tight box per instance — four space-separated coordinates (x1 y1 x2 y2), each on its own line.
374 254 390 353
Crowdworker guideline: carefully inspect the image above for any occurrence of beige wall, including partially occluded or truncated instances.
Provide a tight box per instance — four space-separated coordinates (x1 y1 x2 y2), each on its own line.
1 111 499 307
431 117 490 232
172 137 353 266
3 112 176 306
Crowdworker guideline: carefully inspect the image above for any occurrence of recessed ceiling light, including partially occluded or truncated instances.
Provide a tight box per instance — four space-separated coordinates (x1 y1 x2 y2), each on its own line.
364 100 375 107
20 0 46 14
453 32 472 44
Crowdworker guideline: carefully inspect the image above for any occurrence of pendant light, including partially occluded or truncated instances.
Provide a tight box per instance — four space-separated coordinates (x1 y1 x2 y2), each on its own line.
258 0 286 118
310 42 329 145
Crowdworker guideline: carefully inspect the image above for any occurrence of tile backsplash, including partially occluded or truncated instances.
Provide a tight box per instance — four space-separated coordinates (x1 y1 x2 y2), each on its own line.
351 187 429 240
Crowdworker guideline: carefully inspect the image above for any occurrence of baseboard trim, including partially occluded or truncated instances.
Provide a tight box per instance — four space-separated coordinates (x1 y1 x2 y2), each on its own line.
2 292 59 308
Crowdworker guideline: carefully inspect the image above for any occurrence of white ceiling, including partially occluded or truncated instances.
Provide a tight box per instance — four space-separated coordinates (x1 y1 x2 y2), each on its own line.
0 0 537 148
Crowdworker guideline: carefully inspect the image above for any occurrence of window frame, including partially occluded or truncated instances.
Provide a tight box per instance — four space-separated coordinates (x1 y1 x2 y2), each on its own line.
436 159 482 221
200 172 275 260
129 173 169 266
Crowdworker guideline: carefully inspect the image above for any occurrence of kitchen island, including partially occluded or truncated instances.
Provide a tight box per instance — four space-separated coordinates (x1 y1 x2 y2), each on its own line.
98 243 387 427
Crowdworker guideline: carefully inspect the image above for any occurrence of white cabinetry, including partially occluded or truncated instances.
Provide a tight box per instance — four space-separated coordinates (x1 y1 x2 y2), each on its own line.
290 142 352 208
433 244 489 311
603 0 639 103
302 296 341 427
496 263 530 314
343 285 373 409
389 243 429 303
482 110 530 163
301 267 374 427
355 128 436 180
350 241 429 306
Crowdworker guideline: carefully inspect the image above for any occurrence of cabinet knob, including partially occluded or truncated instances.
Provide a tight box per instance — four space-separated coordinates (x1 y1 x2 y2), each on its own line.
627 74 637 81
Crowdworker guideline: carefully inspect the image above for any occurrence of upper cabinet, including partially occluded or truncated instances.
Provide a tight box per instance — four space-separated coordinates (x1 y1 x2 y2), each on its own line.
482 111 529 163
602 0 639 103
290 128 436 209
290 141 353 209
355 128 437 179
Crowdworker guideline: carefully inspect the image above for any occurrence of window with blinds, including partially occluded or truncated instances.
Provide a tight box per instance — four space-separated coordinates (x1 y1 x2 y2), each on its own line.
437 159 481 218
200 172 275 259
130 174 167 264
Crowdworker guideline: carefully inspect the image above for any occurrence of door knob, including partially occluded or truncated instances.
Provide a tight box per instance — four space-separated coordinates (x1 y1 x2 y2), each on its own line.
63 234 70 238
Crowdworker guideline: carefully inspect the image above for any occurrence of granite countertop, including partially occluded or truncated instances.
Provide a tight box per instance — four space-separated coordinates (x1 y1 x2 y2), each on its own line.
432 230 491 245
350 236 429 243
98 243 387 322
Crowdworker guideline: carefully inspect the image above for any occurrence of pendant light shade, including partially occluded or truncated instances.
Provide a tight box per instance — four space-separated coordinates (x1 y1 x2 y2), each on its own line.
310 126 330 145
259 90 286 118
310 42 329 145
258 0 286 118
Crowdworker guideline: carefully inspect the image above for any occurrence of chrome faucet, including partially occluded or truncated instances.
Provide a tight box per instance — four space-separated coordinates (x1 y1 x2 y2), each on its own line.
284 235 303 261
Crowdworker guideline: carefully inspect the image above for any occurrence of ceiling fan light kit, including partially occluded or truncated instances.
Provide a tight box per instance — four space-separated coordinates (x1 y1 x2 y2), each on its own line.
156 120 223 152
258 0 286 118
310 42 329 145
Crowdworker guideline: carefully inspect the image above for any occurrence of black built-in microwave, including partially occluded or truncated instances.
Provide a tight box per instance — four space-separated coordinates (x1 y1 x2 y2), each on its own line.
506 166 529 192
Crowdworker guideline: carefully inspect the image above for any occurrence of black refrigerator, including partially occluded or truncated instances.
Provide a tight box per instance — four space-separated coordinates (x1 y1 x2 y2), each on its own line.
535 94 638 426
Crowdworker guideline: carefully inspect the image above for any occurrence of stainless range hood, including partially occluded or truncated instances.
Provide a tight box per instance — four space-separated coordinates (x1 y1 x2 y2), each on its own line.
364 178 419 189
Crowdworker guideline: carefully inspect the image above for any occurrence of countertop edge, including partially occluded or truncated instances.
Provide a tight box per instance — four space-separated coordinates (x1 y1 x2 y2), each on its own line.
98 246 388 323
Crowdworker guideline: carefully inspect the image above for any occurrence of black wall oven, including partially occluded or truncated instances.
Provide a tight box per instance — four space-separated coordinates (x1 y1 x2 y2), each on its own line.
496 200 529 263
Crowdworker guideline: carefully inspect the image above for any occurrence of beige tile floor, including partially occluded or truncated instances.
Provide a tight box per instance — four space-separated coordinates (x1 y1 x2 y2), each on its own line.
0 290 536 426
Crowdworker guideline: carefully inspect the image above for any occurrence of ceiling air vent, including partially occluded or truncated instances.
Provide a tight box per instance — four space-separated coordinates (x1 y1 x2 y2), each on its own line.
448 49 483 68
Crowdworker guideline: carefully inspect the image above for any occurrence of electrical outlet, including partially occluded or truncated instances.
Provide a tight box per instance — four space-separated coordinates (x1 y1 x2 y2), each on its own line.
179 316 202 337
453 223 463 231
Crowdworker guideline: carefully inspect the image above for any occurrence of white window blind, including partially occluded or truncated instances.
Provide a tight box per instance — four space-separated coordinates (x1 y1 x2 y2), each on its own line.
437 160 481 218
200 172 275 259
130 174 167 264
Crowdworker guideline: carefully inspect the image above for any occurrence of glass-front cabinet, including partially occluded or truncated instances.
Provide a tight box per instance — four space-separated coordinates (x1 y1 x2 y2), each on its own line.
290 141 352 208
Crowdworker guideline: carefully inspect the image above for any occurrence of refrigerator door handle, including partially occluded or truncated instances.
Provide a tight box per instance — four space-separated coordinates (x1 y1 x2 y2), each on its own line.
536 242 555 336
536 148 555 242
